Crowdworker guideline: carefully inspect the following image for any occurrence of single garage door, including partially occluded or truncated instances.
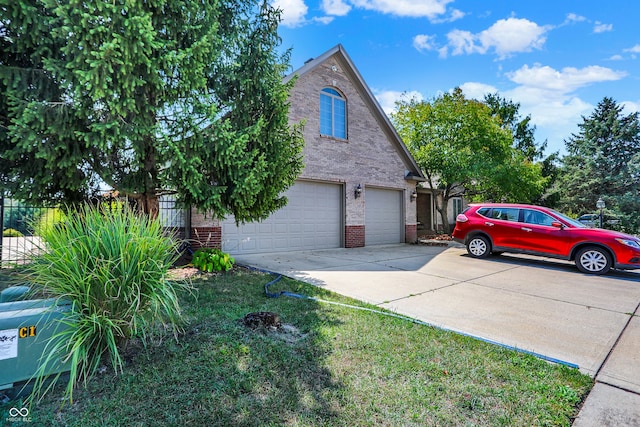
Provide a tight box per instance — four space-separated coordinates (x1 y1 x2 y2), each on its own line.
365 188 403 245
222 181 342 254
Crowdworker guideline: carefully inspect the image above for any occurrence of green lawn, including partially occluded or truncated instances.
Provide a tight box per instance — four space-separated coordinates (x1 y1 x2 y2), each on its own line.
1 268 593 426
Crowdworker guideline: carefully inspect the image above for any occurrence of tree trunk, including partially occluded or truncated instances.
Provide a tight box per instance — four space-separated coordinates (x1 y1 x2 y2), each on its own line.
138 193 160 219
437 195 450 234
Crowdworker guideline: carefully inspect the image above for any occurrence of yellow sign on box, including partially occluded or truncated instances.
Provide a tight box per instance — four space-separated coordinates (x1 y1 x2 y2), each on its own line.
18 325 36 338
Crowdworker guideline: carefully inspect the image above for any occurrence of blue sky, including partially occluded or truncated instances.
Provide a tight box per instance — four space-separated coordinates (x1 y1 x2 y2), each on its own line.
273 0 640 155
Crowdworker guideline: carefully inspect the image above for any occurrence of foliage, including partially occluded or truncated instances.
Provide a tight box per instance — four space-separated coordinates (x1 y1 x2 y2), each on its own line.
484 93 559 206
4 270 593 425
0 0 304 219
1 199 42 236
484 93 547 162
24 205 191 403
32 208 66 236
555 97 640 233
2 228 23 237
393 88 546 231
192 248 235 272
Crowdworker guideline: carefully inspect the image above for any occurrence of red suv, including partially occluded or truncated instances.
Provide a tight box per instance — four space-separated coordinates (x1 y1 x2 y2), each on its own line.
452 203 640 275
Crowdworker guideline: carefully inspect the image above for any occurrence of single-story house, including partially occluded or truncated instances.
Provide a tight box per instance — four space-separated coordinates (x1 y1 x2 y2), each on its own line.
190 45 451 254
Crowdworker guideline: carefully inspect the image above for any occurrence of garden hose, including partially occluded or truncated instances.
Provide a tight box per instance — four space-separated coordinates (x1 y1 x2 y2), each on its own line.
241 263 579 369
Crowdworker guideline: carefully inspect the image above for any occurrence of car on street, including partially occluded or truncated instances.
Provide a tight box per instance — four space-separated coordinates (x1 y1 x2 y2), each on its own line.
577 213 622 228
577 214 599 227
452 203 640 275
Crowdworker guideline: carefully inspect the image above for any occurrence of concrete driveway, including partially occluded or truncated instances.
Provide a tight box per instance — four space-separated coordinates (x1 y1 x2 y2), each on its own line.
234 243 640 426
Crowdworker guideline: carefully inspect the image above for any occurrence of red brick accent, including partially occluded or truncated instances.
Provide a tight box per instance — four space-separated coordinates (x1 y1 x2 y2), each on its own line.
190 226 222 249
345 225 365 248
405 224 417 244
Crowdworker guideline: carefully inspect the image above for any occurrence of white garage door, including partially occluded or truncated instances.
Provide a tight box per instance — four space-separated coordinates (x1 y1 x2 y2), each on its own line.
365 188 403 245
222 181 342 254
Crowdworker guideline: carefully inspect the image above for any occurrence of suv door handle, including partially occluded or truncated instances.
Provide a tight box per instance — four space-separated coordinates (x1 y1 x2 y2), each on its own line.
484 222 494 227
521 227 532 232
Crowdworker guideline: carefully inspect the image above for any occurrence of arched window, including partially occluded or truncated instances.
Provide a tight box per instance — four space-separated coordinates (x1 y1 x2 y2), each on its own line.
320 88 346 139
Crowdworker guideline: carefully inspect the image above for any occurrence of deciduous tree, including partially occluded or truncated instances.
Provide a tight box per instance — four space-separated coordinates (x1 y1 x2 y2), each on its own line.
393 88 545 231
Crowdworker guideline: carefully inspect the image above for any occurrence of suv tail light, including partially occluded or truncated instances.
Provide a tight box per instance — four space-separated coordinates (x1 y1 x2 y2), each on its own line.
456 213 468 223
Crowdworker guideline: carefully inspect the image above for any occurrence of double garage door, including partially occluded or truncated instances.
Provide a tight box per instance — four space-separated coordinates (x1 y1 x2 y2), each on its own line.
222 181 342 254
222 182 403 255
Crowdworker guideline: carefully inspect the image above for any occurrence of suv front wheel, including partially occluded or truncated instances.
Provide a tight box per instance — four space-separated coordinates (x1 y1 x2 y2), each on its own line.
575 246 612 275
466 235 491 259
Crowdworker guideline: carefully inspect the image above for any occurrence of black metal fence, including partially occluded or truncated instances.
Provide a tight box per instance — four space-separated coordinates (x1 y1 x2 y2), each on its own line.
0 193 187 268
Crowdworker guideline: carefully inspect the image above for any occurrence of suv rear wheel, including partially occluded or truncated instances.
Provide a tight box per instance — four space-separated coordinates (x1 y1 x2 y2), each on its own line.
466 235 491 258
575 246 612 275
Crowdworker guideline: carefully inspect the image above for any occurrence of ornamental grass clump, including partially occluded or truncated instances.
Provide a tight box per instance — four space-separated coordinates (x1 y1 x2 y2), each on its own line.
26 205 191 403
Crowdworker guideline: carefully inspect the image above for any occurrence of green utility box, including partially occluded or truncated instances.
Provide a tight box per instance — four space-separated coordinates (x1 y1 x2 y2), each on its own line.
0 287 73 399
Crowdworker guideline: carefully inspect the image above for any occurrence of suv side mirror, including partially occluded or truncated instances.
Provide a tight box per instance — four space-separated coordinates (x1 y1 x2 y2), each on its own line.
551 221 565 229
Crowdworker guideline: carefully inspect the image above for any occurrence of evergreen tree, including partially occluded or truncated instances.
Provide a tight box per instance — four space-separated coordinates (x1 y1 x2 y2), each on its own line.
556 97 640 232
0 0 304 219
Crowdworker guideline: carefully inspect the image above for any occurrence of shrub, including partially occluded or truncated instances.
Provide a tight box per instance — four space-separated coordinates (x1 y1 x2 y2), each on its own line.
192 248 235 272
2 228 24 237
26 204 191 403
33 208 66 236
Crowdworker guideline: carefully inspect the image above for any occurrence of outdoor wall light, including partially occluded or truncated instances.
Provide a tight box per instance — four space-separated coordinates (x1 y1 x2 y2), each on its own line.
355 184 362 199
411 190 418 201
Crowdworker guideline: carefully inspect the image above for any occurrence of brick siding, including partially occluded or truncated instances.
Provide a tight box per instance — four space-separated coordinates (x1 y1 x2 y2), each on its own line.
345 225 365 248
190 226 222 249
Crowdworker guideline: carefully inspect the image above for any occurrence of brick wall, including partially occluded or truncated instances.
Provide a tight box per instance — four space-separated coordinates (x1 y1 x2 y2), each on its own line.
189 49 421 252
405 224 417 244
345 225 365 248
190 226 221 249
287 55 417 229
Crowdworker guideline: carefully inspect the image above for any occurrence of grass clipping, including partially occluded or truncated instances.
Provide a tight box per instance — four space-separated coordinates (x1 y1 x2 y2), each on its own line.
24 204 191 404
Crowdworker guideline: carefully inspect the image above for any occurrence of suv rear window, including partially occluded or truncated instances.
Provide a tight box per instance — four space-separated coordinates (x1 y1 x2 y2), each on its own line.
476 207 519 222
477 207 492 218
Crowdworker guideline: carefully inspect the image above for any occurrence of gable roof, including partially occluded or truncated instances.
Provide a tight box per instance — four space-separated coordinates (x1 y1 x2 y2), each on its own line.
285 44 425 181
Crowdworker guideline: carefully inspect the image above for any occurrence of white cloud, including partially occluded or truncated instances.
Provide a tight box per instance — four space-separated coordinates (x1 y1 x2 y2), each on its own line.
272 0 308 27
479 18 549 59
593 22 613 33
564 13 587 24
277 0 456 28
446 29 481 56
624 44 640 53
452 64 630 151
621 100 640 114
442 18 550 59
322 0 352 16
413 34 438 52
431 8 465 24
500 64 627 149
506 64 627 93
458 82 497 100
349 0 453 19
313 16 335 24
374 90 424 116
